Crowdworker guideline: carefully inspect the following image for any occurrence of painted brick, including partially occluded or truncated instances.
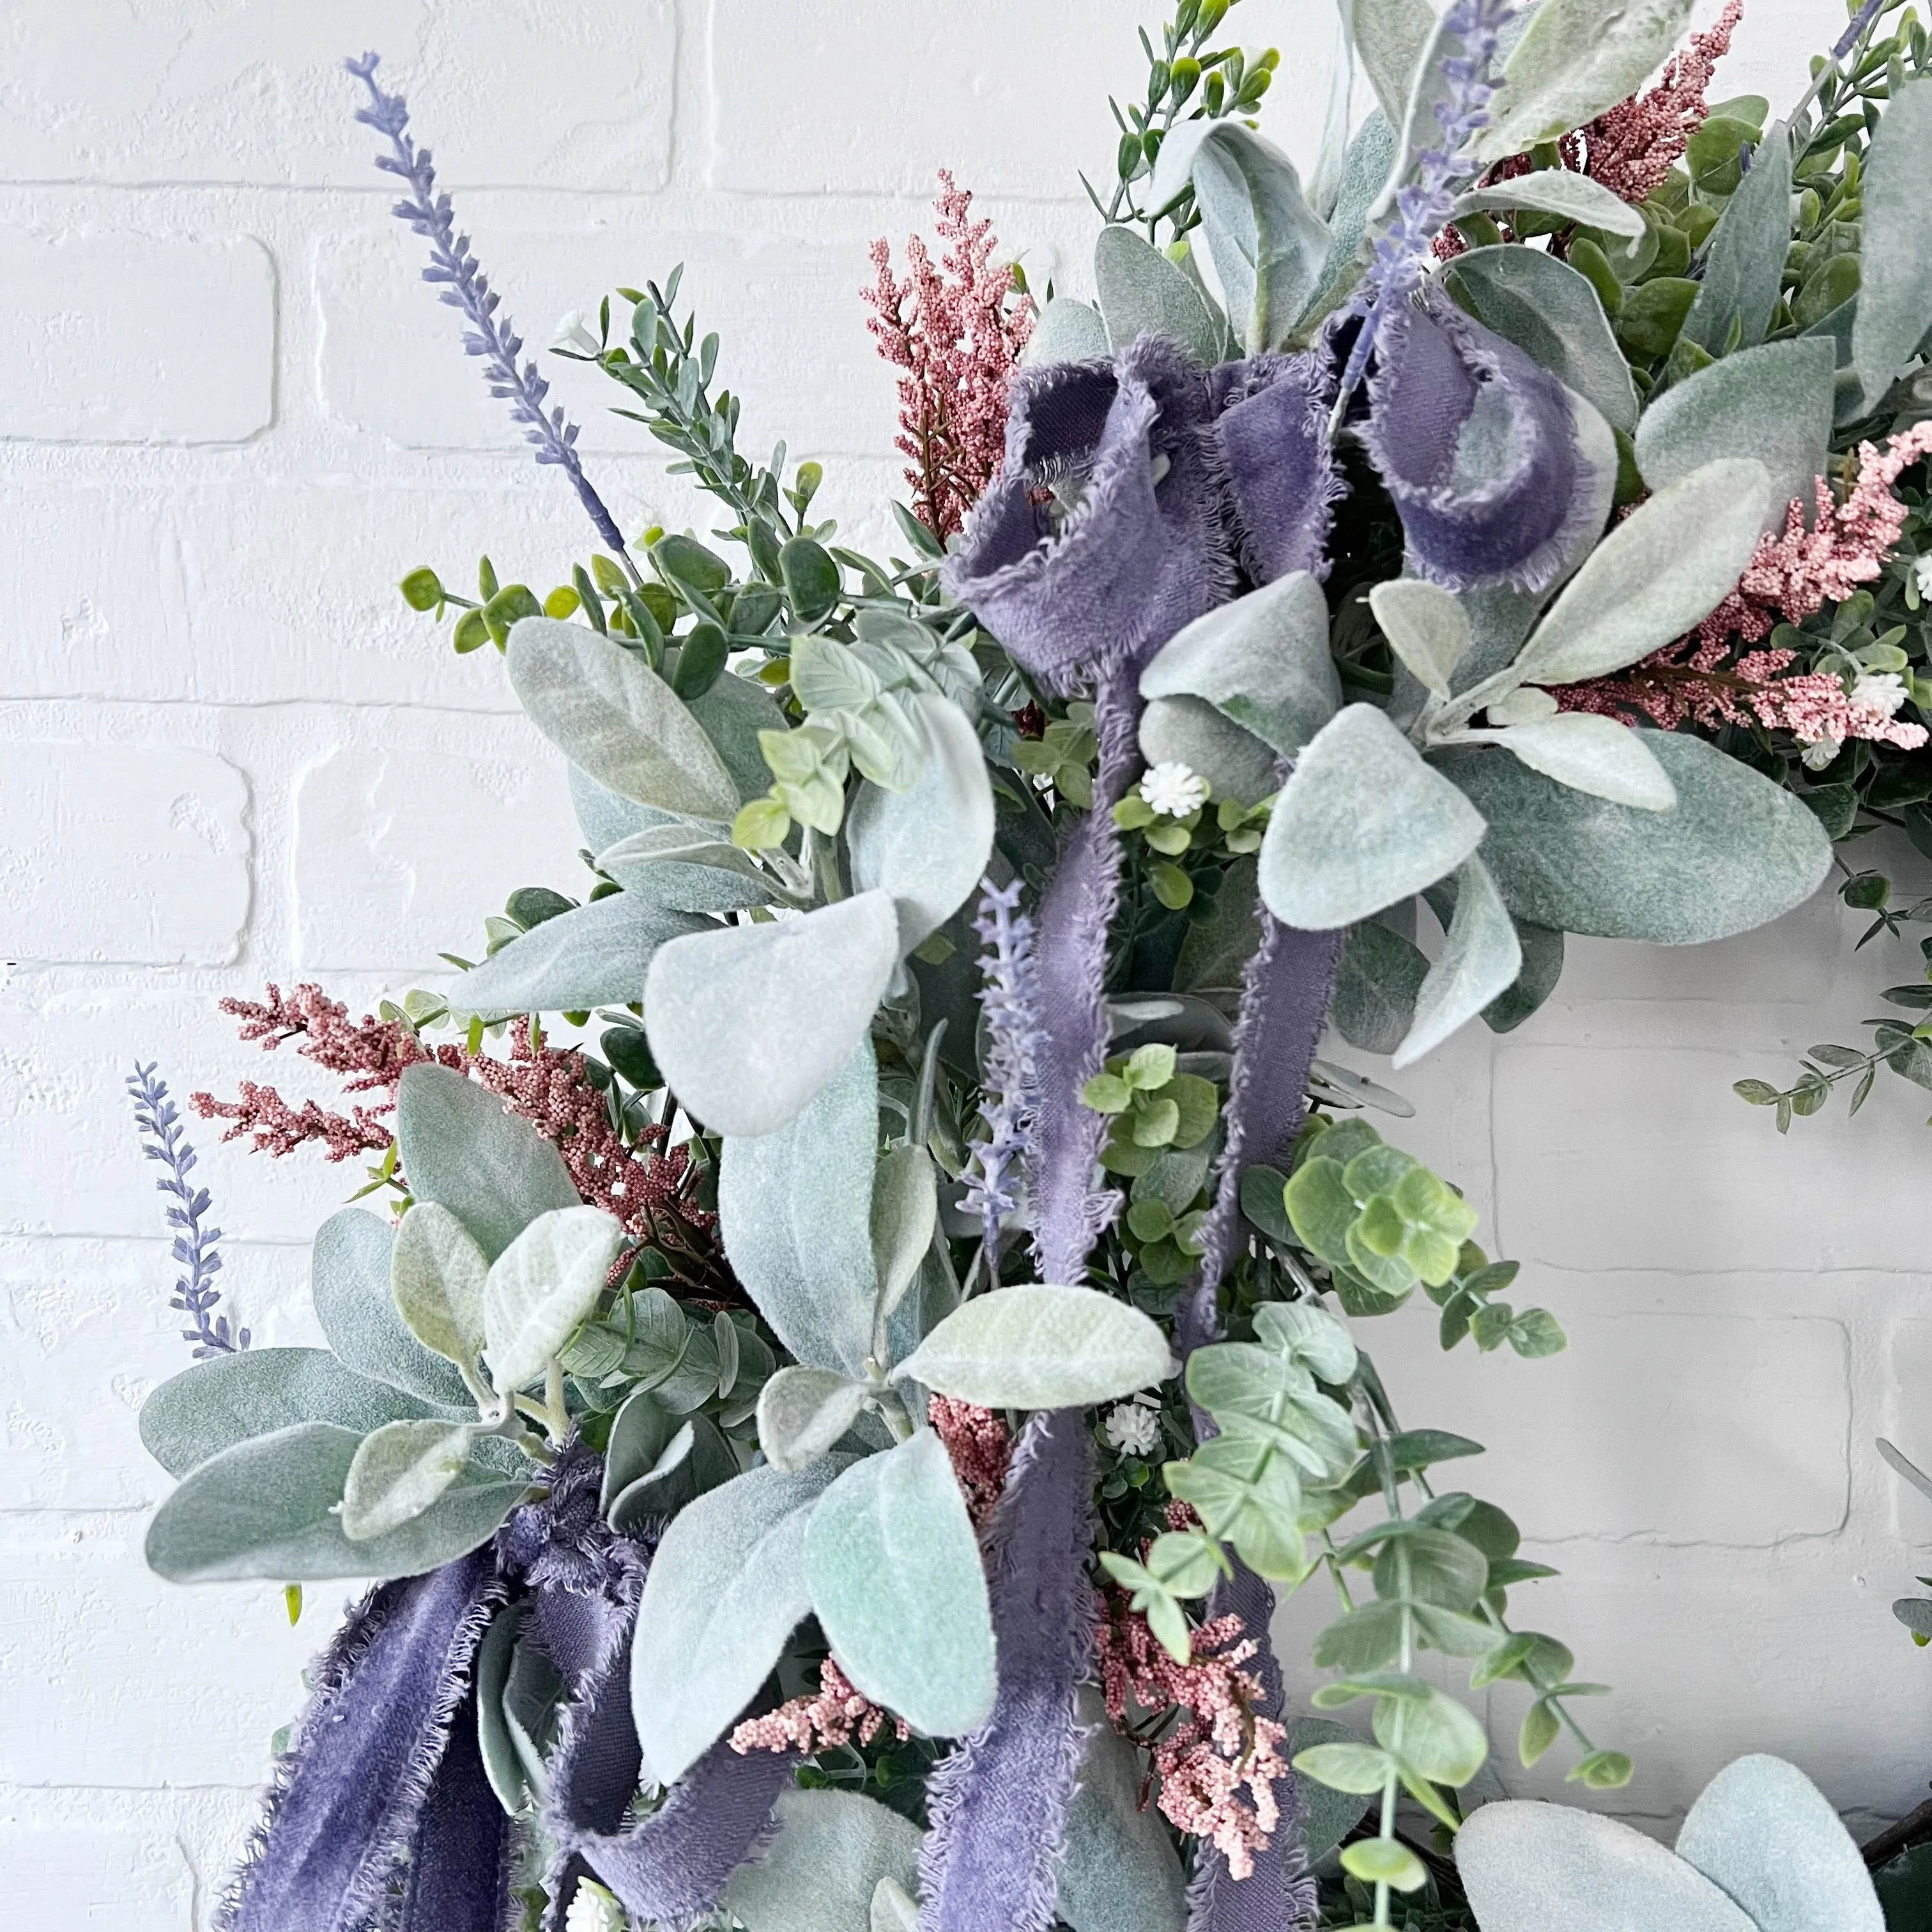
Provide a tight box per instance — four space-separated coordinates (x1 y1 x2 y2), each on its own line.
0 742 250 964
0 228 273 444
0 1820 194 1930
291 719 585 972
0 2 676 190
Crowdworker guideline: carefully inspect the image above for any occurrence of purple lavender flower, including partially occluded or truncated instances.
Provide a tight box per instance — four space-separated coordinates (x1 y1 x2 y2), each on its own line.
961 877 1044 1271
1834 0 1886 61
126 1062 246 1358
1335 0 1513 408
343 52 636 573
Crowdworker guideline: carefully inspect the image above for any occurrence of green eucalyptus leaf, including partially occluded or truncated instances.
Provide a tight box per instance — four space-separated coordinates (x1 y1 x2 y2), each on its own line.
1442 245 1639 434
1682 121 1791 355
391 1201 489 1371
145 1422 526 1583
1188 123 1331 354
717 1037 879 1379
1437 730 1830 942
1452 167 1645 238
1508 459 1771 684
1140 571 1339 754
1259 704 1487 929
395 1063 580 1263
506 616 739 823
1292 1717 1379 1859
608 1413 737 1530
1478 0 1698 163
1633 339 1835 535
1376 1681 1488 1784
721 1789 923 1932
340 1418 477 1540
1393 857 1521 1069
1023 296 1112 368
895 1285 1172 1410
1093 225 1225 364
1852 78 1932 416
804 1429 995 1736
311 1206 477 1406
756 1366 872 1473
645 891 901 1137
847 693 996 955
631 1458 850 1786
601 1387 678 1512
1055 1683 1188 1932
482 1206 626 1394
139 1347 447 1480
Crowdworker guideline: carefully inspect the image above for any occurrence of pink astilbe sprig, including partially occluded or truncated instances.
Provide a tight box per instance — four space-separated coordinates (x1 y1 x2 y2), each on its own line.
863 172 1034 540
191 983 723 1282
1584 0 1742 203
1096 1591 1291 1882
1559 425 1932 755
728 1657 909 1756
929 1395 1013 1529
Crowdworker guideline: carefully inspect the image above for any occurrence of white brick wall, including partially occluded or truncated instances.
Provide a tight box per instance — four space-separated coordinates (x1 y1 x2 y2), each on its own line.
1 3 1923 1920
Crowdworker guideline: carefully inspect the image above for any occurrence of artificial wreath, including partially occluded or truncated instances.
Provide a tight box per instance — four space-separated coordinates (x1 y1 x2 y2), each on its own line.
123 0 1932 1926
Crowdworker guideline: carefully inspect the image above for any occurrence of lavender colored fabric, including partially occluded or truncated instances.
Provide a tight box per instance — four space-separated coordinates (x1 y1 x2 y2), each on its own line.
1206 351 1342 590
221 1548 504 1932
920 1411 1098 1932
394 1685 513 1932
1184 1562 1318 1932
1362 297 1598 595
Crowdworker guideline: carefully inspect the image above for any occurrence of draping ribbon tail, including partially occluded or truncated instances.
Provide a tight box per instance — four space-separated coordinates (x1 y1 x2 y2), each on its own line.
536 1554 792 1932
1360 295 1613 596
1206 350 1342 588
219 1547 505 1932
390 1683 515 1932
1184 1563 1319 1932
919 1409 1098 1932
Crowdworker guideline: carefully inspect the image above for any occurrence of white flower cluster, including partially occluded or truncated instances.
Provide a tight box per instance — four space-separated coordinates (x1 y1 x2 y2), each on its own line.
1103 1393 1162 1457
1139 762 1209 818
565 1880 627 1932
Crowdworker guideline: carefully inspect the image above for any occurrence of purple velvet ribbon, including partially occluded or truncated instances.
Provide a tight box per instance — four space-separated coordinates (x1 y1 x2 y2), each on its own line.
919 1409 1098 1932
1205 349 1343 590
1361 295 1601 595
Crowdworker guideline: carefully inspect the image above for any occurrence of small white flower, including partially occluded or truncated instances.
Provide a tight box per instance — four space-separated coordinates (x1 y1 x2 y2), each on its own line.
1103 1399 1160 1458
551 309 601 356
1915 555 1932 601
1139 761 1209 817
1850 671 1908 717
1800 733 1843 770
565 1880 626 1932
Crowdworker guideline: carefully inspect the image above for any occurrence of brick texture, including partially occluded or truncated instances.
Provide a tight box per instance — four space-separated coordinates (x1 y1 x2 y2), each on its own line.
0 1 1915 1919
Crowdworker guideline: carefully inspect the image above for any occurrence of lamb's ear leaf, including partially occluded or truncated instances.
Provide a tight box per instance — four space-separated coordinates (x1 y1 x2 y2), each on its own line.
804 1430 996 1736
717 1037 878 1379
506 615 739 822
1141 571 1339 755
871 1144 939 1330
1508 459 1771 686
450 891 709 1021
1477 712 1678 811
1441 245 1638 436
139 1347 446 1480
1634 339 1835 535
1054 1684 1190 1932
1392 857 1522 1069
1852 77 1932 418
1452 167 1645 238
1483 918 1565 1034
644 891 900 1138
1349 0 1436 130
474 1602 531 1813
1682 121 1791 356
1674 1754 1883 1932
482 1206 627 1394
1476 0 1700 164
631 1459 851 1786
596 824 773 914
685 668 789 809
1456 1797 1758 1932
1188 122 1331 354
144 1422 526 1583
1435 731 1830 942
1368 580 1469 700
395 1063 581 1263
608 1414 738 1531
1138 696 1281 804
391 1200 489 1369
894 1285 1171 1409
1093 224 1225 365
847 693 996 956
1258 705 1487 930
312 1206 477 1407
1331 919 1431 1056
1023 297 1112 368
871 1876 923 1932
1300 111 1397 328
756 1367 872 1473
601 1388 679 1512
340 1418 477 1541
721 1790 923 1932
